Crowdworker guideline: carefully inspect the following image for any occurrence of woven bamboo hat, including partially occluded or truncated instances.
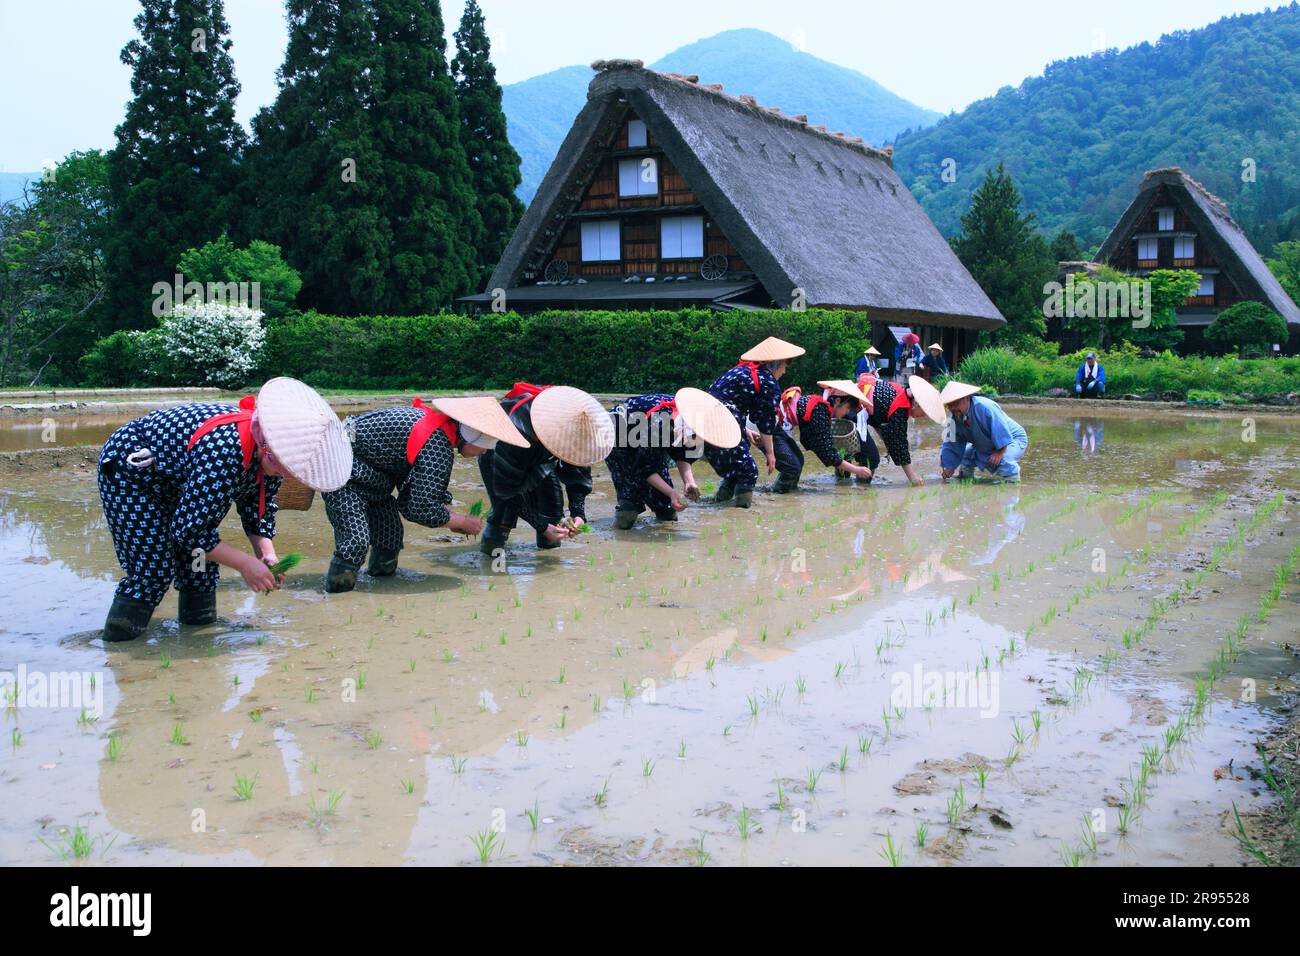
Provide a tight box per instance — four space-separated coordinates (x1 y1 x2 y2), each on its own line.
256 377 353 491
907 375 949 424
817 379 870 404
864 346 882 356
927 342 944 351
431 396 529 448
939 380 982 406
673 387 741 448
740 336 805 362
530 386 616 466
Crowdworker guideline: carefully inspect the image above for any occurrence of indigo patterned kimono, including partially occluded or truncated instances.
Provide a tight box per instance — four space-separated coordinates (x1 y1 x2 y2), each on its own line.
705 362 780 487
606 393 688 515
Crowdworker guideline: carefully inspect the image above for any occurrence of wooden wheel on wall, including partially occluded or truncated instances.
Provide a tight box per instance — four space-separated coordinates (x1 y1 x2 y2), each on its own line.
544 259 569 282
700 254 728 281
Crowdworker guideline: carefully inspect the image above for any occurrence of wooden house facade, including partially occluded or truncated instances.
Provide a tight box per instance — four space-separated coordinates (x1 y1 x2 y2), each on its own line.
463 60 1004 364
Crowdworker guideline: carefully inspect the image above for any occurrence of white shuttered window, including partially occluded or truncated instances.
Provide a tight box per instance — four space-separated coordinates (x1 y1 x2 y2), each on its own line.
661 216 704 259
618 157 658 197
581 220 621 262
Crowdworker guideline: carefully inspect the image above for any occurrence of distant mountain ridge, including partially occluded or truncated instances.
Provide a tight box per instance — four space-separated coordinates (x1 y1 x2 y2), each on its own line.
892 4 1300 249
503 28 942 203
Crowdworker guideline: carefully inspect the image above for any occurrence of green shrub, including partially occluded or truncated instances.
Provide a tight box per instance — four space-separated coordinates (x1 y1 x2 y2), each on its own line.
263 308 869 392
79 331 146 387
951 347 1044 395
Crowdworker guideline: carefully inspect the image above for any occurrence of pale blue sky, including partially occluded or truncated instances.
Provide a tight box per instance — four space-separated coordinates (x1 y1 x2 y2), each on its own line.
0 0 1279 170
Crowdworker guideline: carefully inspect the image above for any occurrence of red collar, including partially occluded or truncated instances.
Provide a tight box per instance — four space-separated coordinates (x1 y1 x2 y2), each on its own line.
406 398 458 465
187 395 267 519
736 361 761 392
504 382 551 415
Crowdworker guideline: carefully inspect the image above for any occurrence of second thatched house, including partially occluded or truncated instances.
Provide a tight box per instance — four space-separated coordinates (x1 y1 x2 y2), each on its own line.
462 59 1003 363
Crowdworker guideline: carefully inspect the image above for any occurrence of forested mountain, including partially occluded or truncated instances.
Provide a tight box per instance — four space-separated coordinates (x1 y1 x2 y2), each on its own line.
893 4 1300 249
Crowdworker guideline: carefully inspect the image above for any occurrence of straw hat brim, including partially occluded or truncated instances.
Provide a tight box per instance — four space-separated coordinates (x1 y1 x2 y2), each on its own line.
673 387 741 448
864 347 882 356
907 375 949 425
740 336 806 362
431 396 529 448
256 377 353 491
939 380 982 405
530 386 616 466
817 379 870 405
927 343 944 352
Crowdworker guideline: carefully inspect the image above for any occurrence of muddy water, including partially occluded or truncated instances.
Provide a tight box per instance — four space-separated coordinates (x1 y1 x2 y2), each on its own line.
2 408 1298 866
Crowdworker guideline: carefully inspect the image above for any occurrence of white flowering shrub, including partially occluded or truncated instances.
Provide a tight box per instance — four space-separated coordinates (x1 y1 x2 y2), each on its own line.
149 300 267 389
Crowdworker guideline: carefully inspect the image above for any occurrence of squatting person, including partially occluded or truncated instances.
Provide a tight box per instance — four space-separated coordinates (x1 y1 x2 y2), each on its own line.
938 380 1029 482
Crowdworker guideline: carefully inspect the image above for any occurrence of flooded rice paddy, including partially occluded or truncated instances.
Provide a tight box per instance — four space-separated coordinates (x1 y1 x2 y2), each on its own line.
2 406 1298 866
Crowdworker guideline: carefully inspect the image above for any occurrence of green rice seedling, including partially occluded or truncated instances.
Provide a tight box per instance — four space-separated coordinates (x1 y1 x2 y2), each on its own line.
77 708 99 727
594 778 610 808
746 693 760 717
515 730 529 748
498 632 507 646
105 734 125 763
160 652 171 669
409 658 417 672
1060 844 1085 867
592 694 602 713
975 763 989 791
878 833 903 867
449 755 467 774
1011 719 1027 746
725 801 754 842
40 823 116 863
470 829 503 863
1004 745 1021 768
170 723 188 746
946 783 966 826
1116 803 1133 836
641 757 655 778
834 661 847 680
401 778 415 795
232 771 258 801
305 687 317 703
11 728 22 748
365 732 382 750
621 678 635 702
525 800 540 831
858 734 873 755
468 499 485 517
356 670 367 691
691 833 710 867
915 822 929 848
807 768 822 793
1230 804 1269 864
1079 817 1098 856
554 711 567 731
269 553 303 575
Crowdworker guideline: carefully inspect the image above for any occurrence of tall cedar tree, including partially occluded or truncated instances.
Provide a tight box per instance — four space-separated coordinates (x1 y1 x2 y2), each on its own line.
105 0 245 330
951 163 1055 345
245 0 480 314
452 0 524 287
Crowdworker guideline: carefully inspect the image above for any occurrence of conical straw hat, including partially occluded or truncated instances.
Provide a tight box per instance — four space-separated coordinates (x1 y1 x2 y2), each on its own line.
256 377 353 491
864 346 881 356
817 379 870 404
740 336 805 362
939 380 982 405
431 396 529 448
529 386 616 466
674 387 741 448
907 375 948 425
927 342 944 351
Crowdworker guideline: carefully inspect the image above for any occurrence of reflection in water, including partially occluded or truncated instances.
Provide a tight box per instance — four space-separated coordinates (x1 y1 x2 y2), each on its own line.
1074 418 1105 458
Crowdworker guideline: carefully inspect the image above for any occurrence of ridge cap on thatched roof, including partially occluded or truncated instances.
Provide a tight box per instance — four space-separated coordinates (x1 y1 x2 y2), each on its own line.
1142 166 1232 219
590 58 894 165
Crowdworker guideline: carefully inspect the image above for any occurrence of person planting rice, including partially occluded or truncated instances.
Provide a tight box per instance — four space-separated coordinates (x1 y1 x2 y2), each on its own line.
478 384 615 554
96 377 352 642
320 396 530 593
706 336 805 508
938 380 1030 483
606 387 739 529
771 380 875 492
849 373 947 486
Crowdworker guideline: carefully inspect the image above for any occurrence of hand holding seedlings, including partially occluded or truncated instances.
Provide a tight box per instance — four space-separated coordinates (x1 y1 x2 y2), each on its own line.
448 512 485 537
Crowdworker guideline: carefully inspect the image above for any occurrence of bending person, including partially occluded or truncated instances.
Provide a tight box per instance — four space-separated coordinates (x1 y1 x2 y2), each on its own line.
772 379 874 492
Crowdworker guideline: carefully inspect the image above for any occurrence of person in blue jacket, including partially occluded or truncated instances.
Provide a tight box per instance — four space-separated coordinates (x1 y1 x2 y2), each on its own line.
1075 353 1105 398
892 333 923 380
920 343 949 380
854 346 881 380
938 381 1028 483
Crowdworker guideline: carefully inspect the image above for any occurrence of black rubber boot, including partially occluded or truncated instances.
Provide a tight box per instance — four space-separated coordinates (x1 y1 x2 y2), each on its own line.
103 594 155 643
479 526 509 556
733 486 755 509
177 590 217 626
653 508 678 522
713 478 736 503
536 528 562 550
614 508 640 530
367 546 400 578
324 557 359 594
771 473 799 494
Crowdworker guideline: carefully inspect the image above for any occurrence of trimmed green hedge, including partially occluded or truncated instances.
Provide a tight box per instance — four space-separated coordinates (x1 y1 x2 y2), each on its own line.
262 308 870 392
954 344 1300 401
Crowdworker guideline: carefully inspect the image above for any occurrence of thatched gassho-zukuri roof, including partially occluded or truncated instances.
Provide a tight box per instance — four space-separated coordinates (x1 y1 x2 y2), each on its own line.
484 61 1004 330
1097 167 1300 326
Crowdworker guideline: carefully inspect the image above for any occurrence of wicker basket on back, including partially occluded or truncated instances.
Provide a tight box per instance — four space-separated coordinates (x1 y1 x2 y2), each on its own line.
276 475 316 511
830 418 861 457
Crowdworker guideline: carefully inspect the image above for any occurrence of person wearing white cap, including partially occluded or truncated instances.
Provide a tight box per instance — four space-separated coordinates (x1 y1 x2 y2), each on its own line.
320 397 530 593
96 377 353 641
605 388 739 529
705 336 806 507
938 380 1029 482
771 380 874 492
478 383 615 554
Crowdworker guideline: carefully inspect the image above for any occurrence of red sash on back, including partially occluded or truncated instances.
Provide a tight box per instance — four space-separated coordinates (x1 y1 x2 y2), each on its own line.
406 398 458 465
736 361 762 392
187 394 267 520
504 382 551 415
